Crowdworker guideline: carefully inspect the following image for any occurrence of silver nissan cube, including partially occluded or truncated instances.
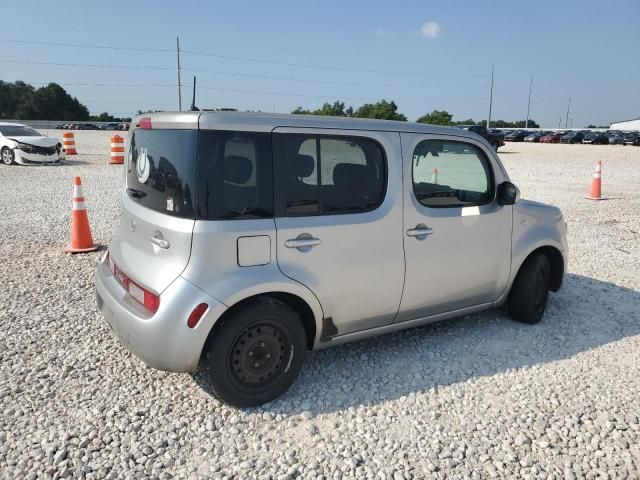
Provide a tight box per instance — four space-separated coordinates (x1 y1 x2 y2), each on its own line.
95 112 568 407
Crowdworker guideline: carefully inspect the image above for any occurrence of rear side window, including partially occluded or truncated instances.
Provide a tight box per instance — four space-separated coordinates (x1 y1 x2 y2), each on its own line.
275 134 386 216
412 139 493 208
127 129 197 218
196 131 273 220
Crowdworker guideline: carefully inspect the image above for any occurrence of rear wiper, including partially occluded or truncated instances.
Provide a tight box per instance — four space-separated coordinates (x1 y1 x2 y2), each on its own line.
126 188 147 199
220 207 271 219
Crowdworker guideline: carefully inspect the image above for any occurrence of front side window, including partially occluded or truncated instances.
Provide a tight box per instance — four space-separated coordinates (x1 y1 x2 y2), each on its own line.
412 139 493 208
277 134 386 216
197 131 273 220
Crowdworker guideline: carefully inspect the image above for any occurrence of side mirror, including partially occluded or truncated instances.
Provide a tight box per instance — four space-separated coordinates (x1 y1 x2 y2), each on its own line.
497 181 519 205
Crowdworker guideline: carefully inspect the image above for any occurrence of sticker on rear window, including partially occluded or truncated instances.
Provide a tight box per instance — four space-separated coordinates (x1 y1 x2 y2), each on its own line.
136 147 150 184
166 197 174 212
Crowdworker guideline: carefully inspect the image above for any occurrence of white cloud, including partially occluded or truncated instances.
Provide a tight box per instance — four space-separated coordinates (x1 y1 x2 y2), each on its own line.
420 21 441 39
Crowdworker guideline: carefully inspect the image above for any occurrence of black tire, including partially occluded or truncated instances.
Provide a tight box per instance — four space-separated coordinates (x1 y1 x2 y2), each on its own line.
1 147 15 165
202 297 307 407
508 253 550 325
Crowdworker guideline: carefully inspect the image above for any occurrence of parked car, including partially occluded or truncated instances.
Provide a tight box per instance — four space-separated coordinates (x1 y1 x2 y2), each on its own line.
560 131 586 144
118 123 130 131
95 112 568 407
504 130 530 142
582 132 609 145
524 131 548 143
608 132 627 145
0 122 65 165
539 132 563 143
623 132 640 146
456 125 505 151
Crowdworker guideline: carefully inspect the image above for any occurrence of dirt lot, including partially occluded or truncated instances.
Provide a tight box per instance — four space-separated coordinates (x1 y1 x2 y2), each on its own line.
0 131 638 479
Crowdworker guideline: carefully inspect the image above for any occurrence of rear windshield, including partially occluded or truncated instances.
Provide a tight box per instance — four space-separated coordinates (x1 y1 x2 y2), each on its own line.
127 129 197 218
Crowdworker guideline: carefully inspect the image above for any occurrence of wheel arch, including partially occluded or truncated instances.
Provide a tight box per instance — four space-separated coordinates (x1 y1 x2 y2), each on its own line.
202 290 320 358
515 245 565 292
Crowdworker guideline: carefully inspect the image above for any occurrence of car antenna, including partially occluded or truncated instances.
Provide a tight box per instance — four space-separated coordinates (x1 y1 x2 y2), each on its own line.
190 76 200 112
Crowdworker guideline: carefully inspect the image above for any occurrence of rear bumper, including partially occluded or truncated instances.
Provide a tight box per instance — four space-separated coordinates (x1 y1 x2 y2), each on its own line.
95 254 228 372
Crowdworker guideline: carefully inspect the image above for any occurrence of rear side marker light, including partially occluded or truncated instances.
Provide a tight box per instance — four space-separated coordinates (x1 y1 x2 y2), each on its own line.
187 303 209 328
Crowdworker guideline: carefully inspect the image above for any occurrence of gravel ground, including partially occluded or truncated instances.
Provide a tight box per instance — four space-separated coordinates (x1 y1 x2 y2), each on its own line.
0 131 639 480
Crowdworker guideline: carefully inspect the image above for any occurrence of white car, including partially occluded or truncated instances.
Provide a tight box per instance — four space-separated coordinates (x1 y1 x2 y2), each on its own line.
0 122 66 165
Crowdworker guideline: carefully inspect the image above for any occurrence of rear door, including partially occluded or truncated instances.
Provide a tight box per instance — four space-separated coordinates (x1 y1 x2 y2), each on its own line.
109 117 199 294
273 128 404 336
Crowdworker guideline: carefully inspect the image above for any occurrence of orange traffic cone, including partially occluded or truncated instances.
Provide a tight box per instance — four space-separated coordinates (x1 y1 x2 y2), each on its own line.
110 135 125 164
64 176 99 253
63 132 77 155
585 161 603 200
430 168 438 184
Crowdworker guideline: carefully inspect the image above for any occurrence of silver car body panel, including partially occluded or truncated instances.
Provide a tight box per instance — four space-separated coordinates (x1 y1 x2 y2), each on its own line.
272 127 405 336
96 111 567 372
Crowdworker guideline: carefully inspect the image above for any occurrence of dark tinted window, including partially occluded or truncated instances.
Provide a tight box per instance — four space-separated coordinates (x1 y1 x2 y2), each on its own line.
197 131 273 220
276 134 386 216
0 125 40 136
412 139 493 208
127 129 197 218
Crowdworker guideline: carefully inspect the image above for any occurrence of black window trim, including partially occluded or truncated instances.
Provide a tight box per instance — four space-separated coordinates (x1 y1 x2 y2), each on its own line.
273 132 388 218
411 138 496 209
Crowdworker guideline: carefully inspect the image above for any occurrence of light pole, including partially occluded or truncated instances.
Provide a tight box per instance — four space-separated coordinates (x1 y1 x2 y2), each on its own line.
487 65 494 129
525 75 532 129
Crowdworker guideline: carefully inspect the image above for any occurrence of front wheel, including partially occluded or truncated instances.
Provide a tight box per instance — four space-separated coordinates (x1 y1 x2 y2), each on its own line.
201 297 307 407
1 147 15 165
508 253 550 324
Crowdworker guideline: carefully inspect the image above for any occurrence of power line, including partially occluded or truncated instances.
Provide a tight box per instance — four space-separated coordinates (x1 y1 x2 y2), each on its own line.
0 38 172 53
181 49 489 77
22 80 488 102
181 67 489 90
0 37 489 77
0 59 174 71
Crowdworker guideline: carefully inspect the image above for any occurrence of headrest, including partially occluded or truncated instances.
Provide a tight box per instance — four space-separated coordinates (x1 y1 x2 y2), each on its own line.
333 163 370 188
223 155 253 184
289 154 315 178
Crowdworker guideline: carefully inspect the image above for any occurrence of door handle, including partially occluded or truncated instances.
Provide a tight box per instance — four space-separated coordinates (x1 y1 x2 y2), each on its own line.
406 226 434 237
150 231 170 249
285 237 321 249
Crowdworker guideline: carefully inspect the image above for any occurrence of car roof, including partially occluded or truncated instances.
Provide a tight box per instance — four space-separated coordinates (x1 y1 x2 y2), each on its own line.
0 122 27 127
136 111 485 141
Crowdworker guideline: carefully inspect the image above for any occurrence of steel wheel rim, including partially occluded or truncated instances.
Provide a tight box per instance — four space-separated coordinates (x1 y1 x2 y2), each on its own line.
229 322 288 388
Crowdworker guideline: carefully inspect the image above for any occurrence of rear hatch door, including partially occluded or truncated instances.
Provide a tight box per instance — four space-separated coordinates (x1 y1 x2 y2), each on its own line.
109 114 200 294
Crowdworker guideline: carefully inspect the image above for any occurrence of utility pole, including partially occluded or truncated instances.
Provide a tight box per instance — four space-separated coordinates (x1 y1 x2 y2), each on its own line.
525 75 533 129
487 64 494 129
558 118 562 128
176 36 182 111
565 94 571 129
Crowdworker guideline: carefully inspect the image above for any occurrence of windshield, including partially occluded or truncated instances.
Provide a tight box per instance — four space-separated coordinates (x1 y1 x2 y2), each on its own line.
126 129 197 218
0 125 41 137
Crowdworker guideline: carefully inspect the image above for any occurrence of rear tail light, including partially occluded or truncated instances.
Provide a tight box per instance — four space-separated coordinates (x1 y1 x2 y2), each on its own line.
187 303 209 328
107 252 160 314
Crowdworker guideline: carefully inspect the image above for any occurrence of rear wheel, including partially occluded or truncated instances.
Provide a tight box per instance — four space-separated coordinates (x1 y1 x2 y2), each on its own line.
202 297 307 407
1 147 15 165
508 253 550 325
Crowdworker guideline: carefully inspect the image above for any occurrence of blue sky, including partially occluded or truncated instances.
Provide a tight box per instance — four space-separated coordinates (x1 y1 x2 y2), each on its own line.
1 0 638 126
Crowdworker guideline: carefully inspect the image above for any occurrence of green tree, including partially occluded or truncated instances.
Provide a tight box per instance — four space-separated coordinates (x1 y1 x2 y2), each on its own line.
353 99 406 121
416 110 453 125
0 81 89 120
292 101 353 117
